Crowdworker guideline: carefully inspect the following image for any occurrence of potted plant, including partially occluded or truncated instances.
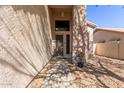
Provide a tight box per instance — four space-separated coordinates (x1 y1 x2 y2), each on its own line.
79 51 86 63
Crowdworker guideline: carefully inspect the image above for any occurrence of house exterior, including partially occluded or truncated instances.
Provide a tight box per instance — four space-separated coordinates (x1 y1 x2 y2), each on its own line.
0 5 87 87
2 5 122 88
94 28 124 43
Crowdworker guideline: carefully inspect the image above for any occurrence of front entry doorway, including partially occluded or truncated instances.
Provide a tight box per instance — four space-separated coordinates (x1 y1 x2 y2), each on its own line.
55 33 71 58
56 35 64 56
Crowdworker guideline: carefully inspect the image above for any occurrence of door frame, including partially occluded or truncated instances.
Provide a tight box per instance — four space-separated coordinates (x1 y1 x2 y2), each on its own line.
55 31 71 58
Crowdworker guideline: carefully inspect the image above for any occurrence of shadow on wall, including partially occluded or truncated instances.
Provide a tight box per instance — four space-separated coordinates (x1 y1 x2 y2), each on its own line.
73 6 87 56
72 6 89 59
0 5 52 87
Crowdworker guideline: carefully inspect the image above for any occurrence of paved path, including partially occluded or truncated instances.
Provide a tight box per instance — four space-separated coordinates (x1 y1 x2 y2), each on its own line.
27 56 124 88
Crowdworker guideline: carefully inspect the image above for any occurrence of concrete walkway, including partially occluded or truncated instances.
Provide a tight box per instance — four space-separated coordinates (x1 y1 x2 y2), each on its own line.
27 56 124 88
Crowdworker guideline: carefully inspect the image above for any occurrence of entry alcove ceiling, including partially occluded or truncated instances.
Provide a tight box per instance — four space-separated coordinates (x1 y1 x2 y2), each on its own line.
48 5 73 9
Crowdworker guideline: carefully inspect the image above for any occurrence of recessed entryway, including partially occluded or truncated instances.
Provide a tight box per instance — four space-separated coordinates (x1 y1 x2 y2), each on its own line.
49 6 72 58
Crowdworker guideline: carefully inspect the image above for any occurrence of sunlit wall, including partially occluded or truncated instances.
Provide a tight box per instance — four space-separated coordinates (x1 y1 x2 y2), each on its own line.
0 5 52 87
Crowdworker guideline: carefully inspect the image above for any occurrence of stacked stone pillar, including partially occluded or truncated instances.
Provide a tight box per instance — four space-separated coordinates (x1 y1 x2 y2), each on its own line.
72 5 88 61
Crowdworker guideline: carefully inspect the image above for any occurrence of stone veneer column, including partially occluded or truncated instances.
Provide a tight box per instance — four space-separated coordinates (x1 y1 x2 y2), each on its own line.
72 5 88 61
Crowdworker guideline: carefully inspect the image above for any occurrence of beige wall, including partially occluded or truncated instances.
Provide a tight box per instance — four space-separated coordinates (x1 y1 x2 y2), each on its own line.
95 43 124 60
0 5 52 87
118 43 124 59
87 26 94 42
94 30 124 43
87 26 94 57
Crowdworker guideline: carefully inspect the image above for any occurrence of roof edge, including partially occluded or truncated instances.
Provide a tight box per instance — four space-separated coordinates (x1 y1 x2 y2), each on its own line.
87 21 97 28
94 27 124 33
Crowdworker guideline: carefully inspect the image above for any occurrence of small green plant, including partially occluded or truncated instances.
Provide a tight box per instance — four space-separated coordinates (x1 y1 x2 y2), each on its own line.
79 51 85 60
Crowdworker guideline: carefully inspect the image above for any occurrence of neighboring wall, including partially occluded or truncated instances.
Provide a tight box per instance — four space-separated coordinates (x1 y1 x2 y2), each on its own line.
94 30 124 43
0 5 52 87
95 43 124 60
87 25 95 57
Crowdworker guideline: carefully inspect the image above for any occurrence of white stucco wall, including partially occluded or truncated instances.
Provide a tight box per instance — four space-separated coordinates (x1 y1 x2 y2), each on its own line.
87 26 94 57
87 26 93 42
0 5 52 87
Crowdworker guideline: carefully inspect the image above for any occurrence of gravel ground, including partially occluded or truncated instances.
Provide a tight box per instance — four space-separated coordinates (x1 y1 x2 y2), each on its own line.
27 56 124 88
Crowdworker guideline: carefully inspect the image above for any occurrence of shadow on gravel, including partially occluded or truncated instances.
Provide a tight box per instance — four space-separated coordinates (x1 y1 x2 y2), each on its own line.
28 57 124 88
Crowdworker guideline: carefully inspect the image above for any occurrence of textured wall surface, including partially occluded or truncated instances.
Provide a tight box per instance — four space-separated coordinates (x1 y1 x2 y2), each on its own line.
87 26 94 57
95 43 118 58
72 5 88 59
94 30 124 43
0 5 52 87
118 43 124 60
95 43 124 60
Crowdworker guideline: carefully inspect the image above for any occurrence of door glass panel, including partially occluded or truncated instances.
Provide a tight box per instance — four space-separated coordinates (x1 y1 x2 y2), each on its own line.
66 35 70 54
56 35 64 56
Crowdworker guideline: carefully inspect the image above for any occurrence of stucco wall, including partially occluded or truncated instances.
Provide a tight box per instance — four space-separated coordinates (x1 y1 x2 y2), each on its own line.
87 26 93 42
87 26 94 57
0 5 52 87
95 43 118 58
119 43 124 59
95 43 124 60
94 30 124 43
